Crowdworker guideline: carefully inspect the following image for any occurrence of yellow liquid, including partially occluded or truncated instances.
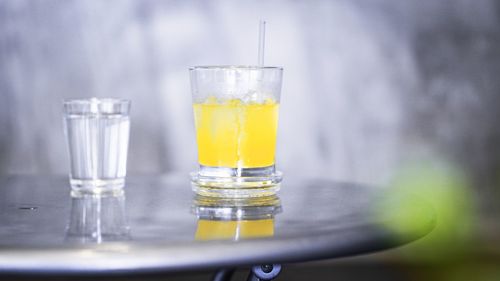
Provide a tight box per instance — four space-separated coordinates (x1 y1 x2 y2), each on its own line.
195 219 274 240
193 98 279 168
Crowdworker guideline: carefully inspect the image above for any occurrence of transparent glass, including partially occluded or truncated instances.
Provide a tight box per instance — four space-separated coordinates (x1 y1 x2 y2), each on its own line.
63 98 131 195
189 66 283 197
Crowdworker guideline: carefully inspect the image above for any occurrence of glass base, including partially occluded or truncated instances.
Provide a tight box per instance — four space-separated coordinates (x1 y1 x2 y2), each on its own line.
191 165 282 198
70 178 125 196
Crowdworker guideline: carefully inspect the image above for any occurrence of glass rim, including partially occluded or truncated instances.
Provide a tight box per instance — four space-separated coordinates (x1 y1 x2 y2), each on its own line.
63 97 130 106
189 65 283 71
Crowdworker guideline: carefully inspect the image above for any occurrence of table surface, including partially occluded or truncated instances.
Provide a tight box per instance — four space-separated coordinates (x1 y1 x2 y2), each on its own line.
0 175 435 277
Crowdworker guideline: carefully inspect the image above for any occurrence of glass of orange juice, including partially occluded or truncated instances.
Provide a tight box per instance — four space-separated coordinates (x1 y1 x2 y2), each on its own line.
189 66 283 197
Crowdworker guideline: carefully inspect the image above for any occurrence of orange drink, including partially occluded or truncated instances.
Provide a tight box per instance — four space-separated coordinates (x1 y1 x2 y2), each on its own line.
189 66 283 197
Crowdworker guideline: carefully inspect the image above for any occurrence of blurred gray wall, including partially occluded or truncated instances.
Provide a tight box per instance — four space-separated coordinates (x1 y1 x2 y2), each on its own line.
0 1 499 212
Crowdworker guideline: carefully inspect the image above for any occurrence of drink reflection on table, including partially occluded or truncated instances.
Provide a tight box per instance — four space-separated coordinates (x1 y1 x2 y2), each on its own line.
192 195 282 241
65 190 130 243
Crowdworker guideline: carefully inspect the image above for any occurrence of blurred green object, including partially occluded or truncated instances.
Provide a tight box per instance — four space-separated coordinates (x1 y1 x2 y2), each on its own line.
378 160 475 263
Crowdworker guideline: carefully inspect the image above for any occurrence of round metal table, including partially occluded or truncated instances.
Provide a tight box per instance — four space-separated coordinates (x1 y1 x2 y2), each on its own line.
0 175 434 279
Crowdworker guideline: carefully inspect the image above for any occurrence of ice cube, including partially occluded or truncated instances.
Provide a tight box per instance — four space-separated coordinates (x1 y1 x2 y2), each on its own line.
241 91 275 104
241 91 260 103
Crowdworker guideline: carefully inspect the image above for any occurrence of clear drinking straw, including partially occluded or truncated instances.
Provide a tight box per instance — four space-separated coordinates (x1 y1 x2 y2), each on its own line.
258 20 266 66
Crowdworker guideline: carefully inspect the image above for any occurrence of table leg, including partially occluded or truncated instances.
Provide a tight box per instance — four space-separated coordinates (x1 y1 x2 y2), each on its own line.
246 264 282 281
211 268 235 281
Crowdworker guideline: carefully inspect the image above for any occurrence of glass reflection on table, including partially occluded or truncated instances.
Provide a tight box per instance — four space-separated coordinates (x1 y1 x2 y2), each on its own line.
192 195 282 241
66 189 130 243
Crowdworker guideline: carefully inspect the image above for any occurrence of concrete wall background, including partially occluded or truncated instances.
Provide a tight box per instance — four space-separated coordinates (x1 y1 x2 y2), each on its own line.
1 0 499 213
